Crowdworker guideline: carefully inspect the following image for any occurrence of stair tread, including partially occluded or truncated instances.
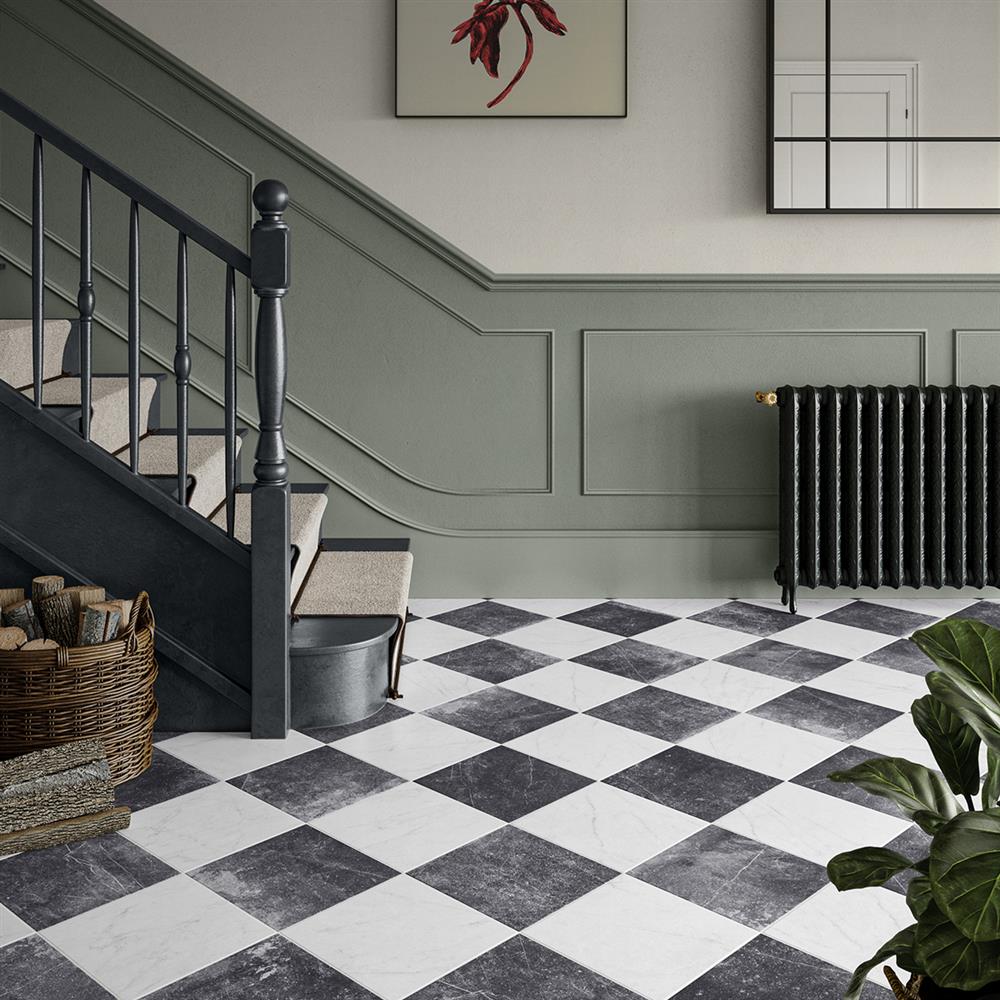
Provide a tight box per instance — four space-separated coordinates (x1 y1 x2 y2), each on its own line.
294 549 413 619
21 374 158 406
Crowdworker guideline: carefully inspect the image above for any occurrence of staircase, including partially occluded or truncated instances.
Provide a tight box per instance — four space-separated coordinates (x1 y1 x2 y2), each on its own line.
0 89 411 738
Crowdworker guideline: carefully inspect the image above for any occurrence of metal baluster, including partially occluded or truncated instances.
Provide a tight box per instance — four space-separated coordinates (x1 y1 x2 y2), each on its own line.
174 233 190 505
128 200 141 473
78 167 94 440
32 135 44 408
224 265 237 536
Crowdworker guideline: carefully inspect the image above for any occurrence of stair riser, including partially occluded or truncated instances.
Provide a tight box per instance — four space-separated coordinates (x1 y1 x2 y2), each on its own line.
0 320 72 388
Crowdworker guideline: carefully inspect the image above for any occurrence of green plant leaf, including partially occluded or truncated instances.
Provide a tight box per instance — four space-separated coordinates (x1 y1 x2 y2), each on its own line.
929 808 1000 942
907 875 935 918
844 925 918 1000
827 847 915 891
913 620 1000 755
914 898 1000 990
911 694 981 797
983 750 1000 810
828 757 961 831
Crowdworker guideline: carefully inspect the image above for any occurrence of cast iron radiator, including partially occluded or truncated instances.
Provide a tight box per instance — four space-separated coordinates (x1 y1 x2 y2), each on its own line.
769 385 1000 613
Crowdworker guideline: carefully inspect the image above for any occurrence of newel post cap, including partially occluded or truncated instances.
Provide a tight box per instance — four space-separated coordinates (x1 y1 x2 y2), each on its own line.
253 179 289 219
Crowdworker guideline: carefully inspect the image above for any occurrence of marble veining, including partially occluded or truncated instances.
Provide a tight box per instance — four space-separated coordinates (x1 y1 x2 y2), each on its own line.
424 687 573 744
427 639 558 683
559 601 676 637
573 639 704 684
587 686 735 743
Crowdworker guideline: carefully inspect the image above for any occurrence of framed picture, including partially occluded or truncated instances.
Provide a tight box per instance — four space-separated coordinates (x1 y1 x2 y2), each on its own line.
395 0 627 118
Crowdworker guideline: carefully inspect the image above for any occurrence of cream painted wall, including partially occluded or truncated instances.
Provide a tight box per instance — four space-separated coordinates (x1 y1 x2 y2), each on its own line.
95 0 1000 274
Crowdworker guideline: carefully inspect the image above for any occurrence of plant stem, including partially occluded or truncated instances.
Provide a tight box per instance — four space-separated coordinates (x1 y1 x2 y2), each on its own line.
487 2 534 108
965 792 976 811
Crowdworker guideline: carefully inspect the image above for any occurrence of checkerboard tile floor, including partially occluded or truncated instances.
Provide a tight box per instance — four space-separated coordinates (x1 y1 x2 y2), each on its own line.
4 595 988 999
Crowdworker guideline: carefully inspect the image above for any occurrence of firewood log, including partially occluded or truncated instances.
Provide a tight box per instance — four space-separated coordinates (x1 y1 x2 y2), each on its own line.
0 806 130 856
0 627 26 650
62 585 106 616
77 602 122 646
0 739 106 785
106 598 134 637
3 599 41 641
0 759 114 834
20 638 59 651
0 587 25 611
39 590 77 647
31 575 64 605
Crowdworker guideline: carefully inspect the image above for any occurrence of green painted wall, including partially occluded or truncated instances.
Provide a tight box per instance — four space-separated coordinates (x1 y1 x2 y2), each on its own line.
1 0 999 596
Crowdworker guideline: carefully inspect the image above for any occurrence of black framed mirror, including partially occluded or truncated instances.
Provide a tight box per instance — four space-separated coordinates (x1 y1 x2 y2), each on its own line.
767 0 1000 213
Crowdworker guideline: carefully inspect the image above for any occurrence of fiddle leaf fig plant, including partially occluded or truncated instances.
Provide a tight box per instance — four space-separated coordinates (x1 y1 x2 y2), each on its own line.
827 618 1000 999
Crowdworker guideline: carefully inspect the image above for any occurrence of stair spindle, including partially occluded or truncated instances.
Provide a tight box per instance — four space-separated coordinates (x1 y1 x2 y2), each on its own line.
224 264 237 536
78 167 94 441
31 135 44 409
174 233 190 506
128 200 140 474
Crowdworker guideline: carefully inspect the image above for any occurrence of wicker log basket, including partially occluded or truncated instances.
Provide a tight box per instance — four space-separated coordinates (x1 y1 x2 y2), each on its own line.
0 592 157 785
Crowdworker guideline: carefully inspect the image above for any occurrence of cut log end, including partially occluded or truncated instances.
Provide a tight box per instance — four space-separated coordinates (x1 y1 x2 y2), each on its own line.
31 575 64 605
20 638 60 651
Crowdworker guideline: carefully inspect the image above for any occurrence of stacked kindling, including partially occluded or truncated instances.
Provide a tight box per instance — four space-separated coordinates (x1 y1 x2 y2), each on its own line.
0 740 130 856
0 576 134 649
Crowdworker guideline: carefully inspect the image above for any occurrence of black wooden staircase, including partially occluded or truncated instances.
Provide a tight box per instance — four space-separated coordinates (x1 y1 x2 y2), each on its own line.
0 88 411 739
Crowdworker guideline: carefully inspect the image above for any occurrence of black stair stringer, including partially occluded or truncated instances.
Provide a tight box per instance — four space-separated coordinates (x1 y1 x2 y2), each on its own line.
0 378 253 730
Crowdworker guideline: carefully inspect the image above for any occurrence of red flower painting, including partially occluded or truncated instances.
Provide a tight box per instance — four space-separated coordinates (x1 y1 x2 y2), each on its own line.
451 0 568 109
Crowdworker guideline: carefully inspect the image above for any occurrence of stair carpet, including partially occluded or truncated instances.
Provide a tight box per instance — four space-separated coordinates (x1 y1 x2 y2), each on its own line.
0 318 413 696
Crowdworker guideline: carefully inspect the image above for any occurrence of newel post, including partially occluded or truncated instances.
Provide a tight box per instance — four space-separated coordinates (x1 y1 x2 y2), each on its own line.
250 179 291 738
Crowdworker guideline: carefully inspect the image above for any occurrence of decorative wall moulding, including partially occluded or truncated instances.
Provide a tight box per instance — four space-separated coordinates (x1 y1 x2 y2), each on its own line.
395 0 627 118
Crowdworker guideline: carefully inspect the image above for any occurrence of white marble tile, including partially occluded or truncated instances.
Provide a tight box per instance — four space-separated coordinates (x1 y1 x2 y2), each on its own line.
408 598 481 618
503 619 619 659
284 875 514 1000
768 619 893 660
716 782 910 866
806 660 929 712
42 875 270 1000
615 598 729 617
491 597 606 618
680 713 845 780
524 875 755 999
652 660 797 711
333 712 496 780
855 713 939 770
0 902 32 946
499 659 644 711
766 882 914 984
402 619 482 659
155 729 321 780
120 781 300 871
634 619 757 659
515 782 706 872
392 659 491 712
507 714 668 780
311 782 503 871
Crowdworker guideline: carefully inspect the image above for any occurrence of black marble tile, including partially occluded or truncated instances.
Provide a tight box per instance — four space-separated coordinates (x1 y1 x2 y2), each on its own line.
190 825 395 929
408 935 642 1000
717 639 848 682
559 601 674 637
427 639 558 683
417 747 591 822
412 826 614 930
606 747 779 821
631 826 827 930
303 702 411 743
0 936 113 1000
573 639 703 683
229 746 402 821
882 824 932 896
670 934 889 1000
691 601 807 636
586 687 735 742
0 833 175 928
430 601 546 636
860 637 932 676
145 935 378 999
117 748 216 811
819 601 937 636
424 687 573 743
751 687 900 742
791 746 900 816
948 601 1000 629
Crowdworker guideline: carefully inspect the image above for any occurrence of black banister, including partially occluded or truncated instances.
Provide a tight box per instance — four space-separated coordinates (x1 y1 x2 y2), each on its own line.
78 166 94 441
175 233 190 506
128 200 140 474
224 265 237 537
0 88 250 277
31 135 43 409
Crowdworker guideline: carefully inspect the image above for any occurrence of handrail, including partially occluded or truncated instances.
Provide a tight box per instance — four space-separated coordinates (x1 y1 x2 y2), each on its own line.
0 87 250 275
